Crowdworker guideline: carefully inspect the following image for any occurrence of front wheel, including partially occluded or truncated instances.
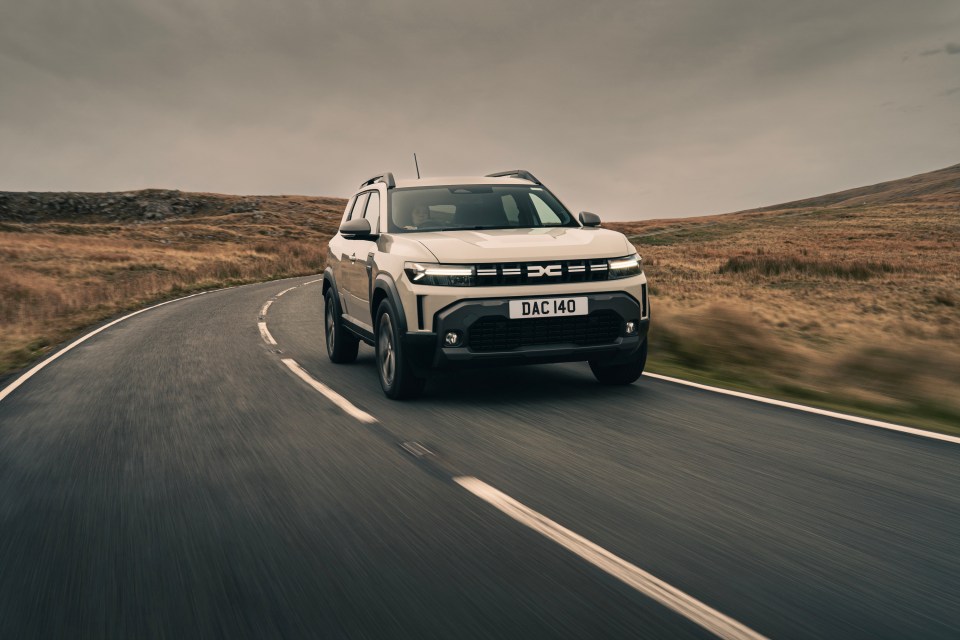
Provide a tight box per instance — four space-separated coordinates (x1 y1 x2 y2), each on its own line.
375 299 426 400
589 339 648 385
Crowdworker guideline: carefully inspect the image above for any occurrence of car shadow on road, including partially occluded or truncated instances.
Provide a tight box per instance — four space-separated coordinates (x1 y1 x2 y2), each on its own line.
419 363 649 408
298 346 651 409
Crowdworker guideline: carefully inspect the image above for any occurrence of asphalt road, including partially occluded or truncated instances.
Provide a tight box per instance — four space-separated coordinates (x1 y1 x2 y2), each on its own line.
1 275 958 639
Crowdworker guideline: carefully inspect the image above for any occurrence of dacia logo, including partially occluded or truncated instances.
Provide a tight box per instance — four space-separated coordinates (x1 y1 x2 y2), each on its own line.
527 264 562 278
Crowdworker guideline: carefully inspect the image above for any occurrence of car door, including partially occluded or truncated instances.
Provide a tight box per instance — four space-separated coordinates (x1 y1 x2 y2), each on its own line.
330 193 362 312
336 192 367 320
342 190 380 329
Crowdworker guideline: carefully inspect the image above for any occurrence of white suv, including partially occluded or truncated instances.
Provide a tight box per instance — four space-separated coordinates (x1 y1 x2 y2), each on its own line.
322 170 650 399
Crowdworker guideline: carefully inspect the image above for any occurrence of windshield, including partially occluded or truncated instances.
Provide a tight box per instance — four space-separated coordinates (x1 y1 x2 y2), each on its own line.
388 185 577 233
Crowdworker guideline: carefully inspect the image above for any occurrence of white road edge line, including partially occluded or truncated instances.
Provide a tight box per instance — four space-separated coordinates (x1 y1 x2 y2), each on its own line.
0 290 210 404
280 358 377 424
258 322 278 346
260 299 274 317
0 276 319 405
267 279 955 444
643 372 960 445
455 476 768 640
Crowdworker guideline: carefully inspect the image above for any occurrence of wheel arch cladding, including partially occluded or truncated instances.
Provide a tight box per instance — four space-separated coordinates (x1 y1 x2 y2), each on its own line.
322 267 335 296
372 273 407 333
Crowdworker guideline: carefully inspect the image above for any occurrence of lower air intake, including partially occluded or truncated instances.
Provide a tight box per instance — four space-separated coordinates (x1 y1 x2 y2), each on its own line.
467 311 621 352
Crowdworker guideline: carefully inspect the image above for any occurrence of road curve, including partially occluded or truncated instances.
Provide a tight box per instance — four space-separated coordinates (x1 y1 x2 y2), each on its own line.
0 276 958 639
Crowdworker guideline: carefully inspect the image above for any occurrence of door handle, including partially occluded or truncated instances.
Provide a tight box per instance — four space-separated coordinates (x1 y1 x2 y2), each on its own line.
349 252 357 262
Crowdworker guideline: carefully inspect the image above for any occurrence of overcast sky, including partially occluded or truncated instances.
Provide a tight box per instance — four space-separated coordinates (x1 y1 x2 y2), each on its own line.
1 0 958 219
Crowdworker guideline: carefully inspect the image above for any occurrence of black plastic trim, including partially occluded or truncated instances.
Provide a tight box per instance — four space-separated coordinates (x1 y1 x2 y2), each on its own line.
322 266 336 295
359 172 396 189
416 292 647 369
342 316 374 344
485 169 541 185
372 273 408 334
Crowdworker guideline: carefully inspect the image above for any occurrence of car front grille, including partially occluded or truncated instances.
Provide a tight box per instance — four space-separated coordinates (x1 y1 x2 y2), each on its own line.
474 259 611 286
467 310 622 352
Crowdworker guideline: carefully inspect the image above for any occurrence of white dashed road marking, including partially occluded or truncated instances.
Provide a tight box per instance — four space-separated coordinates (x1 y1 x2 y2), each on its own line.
400 441 434 458
455 476 769 640
280 358 377 424
275 285 297 297
2 274 772 640
260 283 765 639
257 321 278 346
261 279 955 447
258 278 941 639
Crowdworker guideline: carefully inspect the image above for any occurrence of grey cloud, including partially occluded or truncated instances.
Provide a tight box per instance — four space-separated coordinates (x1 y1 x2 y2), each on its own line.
921 41 960 56
1 0 959 218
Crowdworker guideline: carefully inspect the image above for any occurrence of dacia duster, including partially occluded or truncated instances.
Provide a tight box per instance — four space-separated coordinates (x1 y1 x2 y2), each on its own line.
322 170 650 399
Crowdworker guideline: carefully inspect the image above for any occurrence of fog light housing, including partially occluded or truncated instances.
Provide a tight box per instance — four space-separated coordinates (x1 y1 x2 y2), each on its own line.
624 320 638 336
444 331 463 347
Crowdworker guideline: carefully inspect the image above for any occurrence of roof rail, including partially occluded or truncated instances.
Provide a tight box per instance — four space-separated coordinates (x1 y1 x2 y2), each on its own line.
359 172 396 189
485 169 541 185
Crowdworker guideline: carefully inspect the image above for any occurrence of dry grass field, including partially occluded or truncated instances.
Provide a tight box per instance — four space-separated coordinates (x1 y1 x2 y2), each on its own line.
610 163 960 434
0 190 345 375
2 164 957 434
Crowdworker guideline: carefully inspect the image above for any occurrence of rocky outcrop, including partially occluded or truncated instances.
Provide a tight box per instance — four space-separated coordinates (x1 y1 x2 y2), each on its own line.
0 190 346 223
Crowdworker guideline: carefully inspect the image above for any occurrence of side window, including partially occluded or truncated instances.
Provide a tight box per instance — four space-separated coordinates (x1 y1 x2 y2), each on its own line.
347 192 369 222
363 191 380 233
530 193 562 225
501 195 520 225
340 195 358 225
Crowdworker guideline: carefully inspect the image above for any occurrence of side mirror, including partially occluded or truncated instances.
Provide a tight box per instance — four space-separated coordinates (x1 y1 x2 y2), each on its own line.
340 217 376 239
579 211 601 227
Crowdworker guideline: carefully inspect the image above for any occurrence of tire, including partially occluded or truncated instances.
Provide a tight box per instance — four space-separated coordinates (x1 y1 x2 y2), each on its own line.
375 299 426 400
324 288 359 364
589 339 648 385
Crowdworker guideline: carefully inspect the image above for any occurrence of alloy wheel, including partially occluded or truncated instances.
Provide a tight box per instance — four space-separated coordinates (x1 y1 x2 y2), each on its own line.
325 302 335 354
378 313 395 386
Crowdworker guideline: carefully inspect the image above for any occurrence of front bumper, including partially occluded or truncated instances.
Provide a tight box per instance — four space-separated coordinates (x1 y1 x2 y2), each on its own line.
402 291 649 373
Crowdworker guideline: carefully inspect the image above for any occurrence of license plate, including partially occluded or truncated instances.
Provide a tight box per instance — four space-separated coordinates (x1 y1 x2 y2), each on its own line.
508 297 588 319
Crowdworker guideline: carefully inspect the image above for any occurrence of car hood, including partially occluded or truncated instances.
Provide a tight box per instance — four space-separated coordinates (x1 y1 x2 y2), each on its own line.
411 227 633 263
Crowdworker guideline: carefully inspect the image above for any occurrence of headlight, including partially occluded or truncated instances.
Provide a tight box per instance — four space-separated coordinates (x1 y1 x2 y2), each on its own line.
404 262 476 286
607 253 643 279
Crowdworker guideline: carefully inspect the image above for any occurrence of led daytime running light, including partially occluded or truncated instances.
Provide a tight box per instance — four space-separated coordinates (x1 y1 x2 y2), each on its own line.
609 255 641 270
606 253 643 279
404 262 476 286
421 266 474 277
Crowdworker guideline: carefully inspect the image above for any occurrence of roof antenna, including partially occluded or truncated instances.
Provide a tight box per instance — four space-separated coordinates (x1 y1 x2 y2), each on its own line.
413 153 421 179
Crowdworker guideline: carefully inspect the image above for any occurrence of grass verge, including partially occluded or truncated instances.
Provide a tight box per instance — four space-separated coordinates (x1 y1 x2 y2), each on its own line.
0 191 344 377
646 358 960 437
